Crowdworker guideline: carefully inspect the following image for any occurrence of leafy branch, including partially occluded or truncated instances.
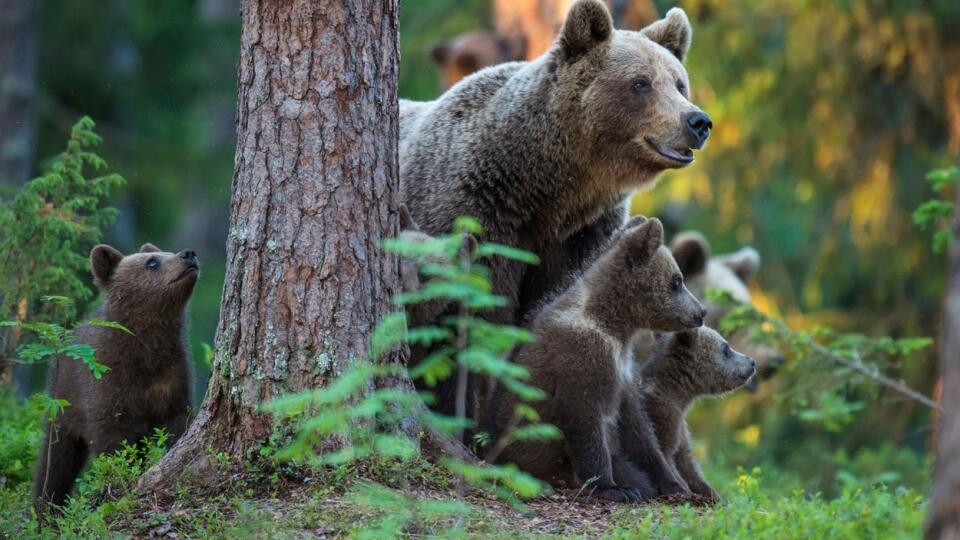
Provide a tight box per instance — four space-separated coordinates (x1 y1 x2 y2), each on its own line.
710 289 938 428
912 165 958 254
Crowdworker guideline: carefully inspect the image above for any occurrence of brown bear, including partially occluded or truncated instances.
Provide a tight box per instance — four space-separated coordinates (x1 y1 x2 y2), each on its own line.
487 217 706 501
670 231 782 389
32 243 198 514
431 31 526 90
637 326 756 500
400 0 711 419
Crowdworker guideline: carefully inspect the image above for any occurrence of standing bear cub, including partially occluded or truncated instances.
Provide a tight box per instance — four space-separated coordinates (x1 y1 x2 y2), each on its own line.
399 0 711 419
488 217 706 501
638 327 756 500
33 243 199 514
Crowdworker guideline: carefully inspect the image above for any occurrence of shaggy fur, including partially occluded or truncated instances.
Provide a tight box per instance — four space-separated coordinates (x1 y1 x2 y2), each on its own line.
32 243 198 514
639 327 756 499
431 31 526 89
399 0 709 419
489 217 707 502
670 232 782 389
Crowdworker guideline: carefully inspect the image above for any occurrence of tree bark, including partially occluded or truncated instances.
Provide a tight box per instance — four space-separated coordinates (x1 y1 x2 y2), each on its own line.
0 0 36 187
493 0 657 60
141 0 407 490
928 179 960 540
927 65 960 540
0 0 37 391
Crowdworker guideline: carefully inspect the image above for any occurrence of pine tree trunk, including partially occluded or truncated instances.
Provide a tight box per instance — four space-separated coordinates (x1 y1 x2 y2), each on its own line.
926 67 960 540
928 185 960 540
141 0 410 489
0 0 37 390
0 0 36 187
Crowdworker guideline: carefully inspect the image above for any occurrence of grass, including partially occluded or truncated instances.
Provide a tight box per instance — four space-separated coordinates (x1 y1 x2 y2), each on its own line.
0 390 928 539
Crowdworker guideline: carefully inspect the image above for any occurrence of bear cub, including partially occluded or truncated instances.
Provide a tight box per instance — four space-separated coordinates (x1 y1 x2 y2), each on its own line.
489 216 706 501
639 326 756 500
33 243 199 514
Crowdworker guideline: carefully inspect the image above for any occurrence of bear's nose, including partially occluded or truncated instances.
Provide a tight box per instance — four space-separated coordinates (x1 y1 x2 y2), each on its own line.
180 250 197 262
683 111 712 146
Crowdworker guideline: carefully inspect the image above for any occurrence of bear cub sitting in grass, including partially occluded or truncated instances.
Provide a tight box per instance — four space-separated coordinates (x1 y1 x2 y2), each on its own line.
637 326 756 501
33 243 199 515
488 216 706 502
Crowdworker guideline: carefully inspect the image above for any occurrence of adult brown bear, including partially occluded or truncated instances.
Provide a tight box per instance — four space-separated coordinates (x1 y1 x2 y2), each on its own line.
399 0 711 419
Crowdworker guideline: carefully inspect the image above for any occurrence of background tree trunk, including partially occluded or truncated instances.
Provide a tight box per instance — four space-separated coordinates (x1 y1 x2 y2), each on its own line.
493 0 657 60
926 65 960 540
0 0 37 391
0 0 36 188
142 0 405 488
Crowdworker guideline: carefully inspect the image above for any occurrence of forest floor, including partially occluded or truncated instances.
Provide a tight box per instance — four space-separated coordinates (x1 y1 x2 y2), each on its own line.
93 463 923 539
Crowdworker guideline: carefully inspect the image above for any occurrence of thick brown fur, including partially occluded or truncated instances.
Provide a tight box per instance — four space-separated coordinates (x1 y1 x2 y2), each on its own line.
399 0 709 420
431 31 526 90
488 217 707 502
639 327 756 500
32 243 198 515
670 232 782 389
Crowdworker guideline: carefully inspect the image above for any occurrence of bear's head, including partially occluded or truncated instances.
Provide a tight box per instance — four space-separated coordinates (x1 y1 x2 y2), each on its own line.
431 31 526 90
590 216 706 333
671 231 783 390
553 0 711 189
90 243 200 314
662 326 756 397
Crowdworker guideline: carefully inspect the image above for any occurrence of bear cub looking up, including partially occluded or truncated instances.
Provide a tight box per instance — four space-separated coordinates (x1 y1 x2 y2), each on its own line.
639 326 756 500
33 243 199 514
489 216 706 502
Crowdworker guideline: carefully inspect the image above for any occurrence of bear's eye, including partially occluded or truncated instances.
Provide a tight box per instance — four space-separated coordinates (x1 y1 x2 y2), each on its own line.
722 343 732 358
146 258 159 270
677 80 687 96
632 78 652 94
670 274 683 292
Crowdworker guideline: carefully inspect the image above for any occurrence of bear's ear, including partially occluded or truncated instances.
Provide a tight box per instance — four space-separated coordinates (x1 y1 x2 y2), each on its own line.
91 244 124 287
139 243 161 253
622 217 664 266
673 328 698 353
671 231 710 277
718 247 760 283
497 32 527 62
640 7 692 62
430 42 450 66
559 0 613 62
623 214 649 229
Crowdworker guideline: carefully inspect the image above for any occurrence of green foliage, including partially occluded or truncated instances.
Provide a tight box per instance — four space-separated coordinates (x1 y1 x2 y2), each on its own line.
0 386 168 538
708 289 934 431
0 117 124 324
913 166 958 253
266 218 556 536
623 469 924 540
345 481 470 539
0 392 47 488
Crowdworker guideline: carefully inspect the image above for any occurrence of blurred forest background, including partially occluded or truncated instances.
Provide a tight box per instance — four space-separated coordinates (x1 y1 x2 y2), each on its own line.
2 0 958 499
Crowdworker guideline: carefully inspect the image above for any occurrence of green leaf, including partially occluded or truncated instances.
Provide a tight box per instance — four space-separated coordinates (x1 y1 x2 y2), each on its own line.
474 243 540 265
453 215 484 235
926 166 959 192
86 319 134 335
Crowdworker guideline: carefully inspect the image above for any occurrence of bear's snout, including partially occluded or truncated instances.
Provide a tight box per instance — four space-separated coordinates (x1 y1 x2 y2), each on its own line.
683 111 712 149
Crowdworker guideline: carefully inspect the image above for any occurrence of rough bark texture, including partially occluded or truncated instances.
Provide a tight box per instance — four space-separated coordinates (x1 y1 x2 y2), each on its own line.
0 0 37 390
0 0 36 187
142 0 405 489
927 63 960 540
928 183 960 540
494 0 657 60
